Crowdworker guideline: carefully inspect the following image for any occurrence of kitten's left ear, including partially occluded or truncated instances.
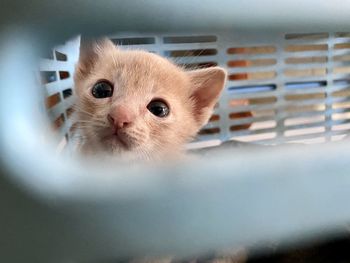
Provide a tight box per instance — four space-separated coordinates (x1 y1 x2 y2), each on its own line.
187 67 227 127
75 37 116 81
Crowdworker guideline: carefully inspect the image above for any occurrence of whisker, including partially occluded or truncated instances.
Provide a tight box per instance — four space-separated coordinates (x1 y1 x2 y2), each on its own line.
72 106 97 117
74 126 107 130
72 112 107 123
74 120 108 126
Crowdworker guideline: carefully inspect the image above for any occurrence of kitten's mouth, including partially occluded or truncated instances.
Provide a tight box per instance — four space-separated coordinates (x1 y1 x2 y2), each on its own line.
112 131 130 149
100 127 140 152
102 129 134 150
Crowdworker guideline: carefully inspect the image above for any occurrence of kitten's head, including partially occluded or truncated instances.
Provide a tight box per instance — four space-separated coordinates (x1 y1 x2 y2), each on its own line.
74 38 226 161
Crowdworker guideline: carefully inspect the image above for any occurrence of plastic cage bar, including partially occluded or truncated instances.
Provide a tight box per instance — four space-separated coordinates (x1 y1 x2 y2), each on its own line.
2 1 350 262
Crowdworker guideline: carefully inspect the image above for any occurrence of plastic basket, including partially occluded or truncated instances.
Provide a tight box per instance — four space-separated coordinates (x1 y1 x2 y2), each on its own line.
2 1 350 262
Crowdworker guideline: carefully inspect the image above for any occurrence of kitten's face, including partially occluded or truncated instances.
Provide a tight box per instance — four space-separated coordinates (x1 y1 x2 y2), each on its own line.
74 39 226 161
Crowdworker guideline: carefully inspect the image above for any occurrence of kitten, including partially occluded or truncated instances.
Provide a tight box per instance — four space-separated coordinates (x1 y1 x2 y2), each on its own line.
73 38 226 161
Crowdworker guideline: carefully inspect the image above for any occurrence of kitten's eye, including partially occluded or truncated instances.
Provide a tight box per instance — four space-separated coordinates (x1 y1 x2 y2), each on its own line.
147 100 170 118
91 81 113 98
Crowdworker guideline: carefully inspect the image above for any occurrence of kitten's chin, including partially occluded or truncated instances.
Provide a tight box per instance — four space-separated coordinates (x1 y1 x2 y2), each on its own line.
101 140 153 162
99 137 156 161
80 136 184 162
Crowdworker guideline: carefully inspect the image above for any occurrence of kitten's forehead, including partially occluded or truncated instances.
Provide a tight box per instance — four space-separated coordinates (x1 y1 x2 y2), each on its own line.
100 49 190 94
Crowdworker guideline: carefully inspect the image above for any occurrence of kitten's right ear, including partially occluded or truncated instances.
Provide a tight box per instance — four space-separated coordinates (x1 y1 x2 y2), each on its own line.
75 37 116 80
187 67 227 128
75 38 98 80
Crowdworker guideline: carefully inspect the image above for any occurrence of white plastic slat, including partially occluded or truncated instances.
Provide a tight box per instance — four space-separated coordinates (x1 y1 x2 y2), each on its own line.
228 115 275 126
168 55 219 64
228 65 277 73
161 43 218 50
117 44 158 51
44 78 74 96
39 59 73 72
47 96 75 122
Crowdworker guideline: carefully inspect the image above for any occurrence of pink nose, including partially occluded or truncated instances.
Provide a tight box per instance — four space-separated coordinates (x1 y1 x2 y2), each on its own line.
107 106 135 129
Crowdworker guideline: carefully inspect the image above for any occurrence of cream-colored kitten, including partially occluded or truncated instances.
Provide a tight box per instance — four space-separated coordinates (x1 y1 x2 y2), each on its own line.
73 38 226 161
